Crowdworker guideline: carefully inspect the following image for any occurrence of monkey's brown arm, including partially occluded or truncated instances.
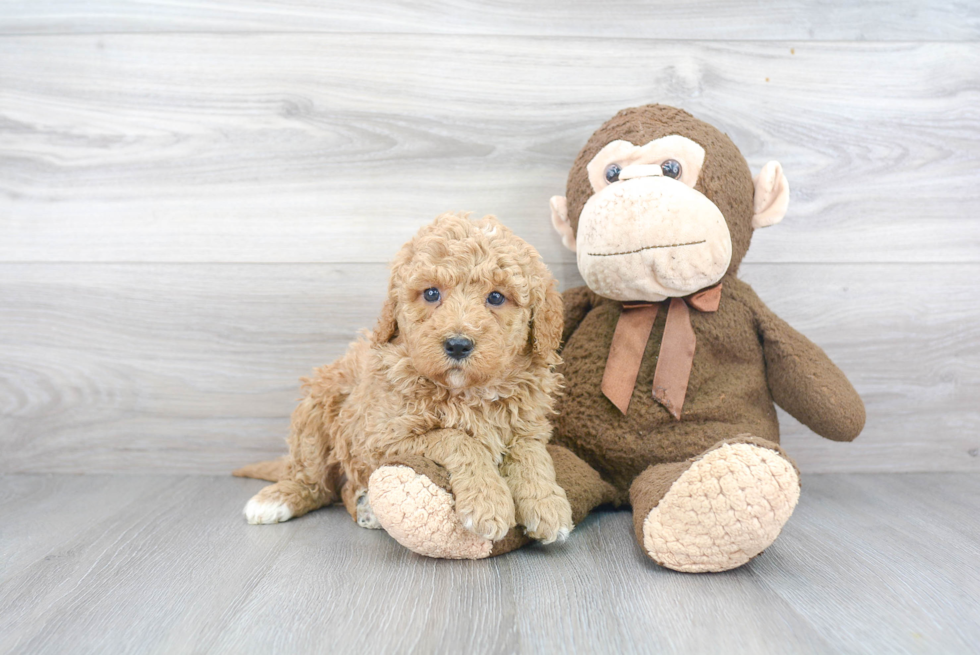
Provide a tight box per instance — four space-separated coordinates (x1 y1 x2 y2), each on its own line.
749 291 865 442
560 286 593 351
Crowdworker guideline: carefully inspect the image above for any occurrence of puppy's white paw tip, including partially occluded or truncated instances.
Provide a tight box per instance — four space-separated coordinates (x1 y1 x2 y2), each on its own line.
244 496 294 525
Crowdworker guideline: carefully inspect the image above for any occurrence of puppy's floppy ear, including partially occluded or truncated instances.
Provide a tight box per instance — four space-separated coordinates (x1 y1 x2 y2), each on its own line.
373 245 411 345
531 275 564 362
372 287 399 345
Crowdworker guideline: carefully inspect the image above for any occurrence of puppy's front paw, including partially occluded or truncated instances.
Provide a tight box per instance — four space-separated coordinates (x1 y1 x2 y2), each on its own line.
517 490 573 544
456 503 515 542
244 492 294 525
454 483 516 542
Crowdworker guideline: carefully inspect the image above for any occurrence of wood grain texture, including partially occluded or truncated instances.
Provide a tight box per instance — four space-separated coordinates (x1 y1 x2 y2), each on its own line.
1 473 978 654
1 0 977 40
0 474 171 573
751 474 980 653
2 262 977 475
2 37 979 265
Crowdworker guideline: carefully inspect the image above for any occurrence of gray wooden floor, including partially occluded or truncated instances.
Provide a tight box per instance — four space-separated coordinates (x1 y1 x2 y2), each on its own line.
1 472 978 654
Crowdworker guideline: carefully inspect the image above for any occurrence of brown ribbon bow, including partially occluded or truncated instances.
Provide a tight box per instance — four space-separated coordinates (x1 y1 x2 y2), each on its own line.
600 284 722 420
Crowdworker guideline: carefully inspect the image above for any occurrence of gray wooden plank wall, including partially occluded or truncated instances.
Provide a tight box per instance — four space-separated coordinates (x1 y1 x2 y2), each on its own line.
1 2 978 475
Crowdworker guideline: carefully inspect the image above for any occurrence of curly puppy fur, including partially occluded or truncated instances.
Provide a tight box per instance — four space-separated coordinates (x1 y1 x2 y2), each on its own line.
236 213 573 543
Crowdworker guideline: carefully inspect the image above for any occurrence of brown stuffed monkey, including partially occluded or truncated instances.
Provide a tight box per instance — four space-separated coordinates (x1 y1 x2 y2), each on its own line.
541 104 865 572
371 105 865 570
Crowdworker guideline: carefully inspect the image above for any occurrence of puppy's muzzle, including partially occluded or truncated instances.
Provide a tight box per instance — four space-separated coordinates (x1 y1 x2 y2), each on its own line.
443 336 475 361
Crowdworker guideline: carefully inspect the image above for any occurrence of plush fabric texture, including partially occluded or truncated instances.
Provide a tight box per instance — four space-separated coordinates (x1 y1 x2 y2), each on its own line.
368 455 536 559
367 446 621 560
638 440 800 573
379 454 453 493
629 460 692 536
551 276 863 492
565 105 756 275
574 172 733 300
547 104 864 572
547 444 623 524
368 465 495 560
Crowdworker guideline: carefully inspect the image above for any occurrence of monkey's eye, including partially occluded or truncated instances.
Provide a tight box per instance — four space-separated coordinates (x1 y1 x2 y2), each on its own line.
423 288 441 303
661 159 682 179
604 163 622 184
487 291 506 306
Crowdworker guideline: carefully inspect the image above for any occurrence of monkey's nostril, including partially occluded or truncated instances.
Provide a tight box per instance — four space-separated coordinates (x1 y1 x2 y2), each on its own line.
443 337 474 361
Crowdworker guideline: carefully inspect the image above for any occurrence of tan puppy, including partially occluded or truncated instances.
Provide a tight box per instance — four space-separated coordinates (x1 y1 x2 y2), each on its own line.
235 212 573 544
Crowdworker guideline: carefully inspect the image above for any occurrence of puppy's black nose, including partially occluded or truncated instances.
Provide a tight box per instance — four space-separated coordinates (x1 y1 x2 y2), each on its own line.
443 336 474 361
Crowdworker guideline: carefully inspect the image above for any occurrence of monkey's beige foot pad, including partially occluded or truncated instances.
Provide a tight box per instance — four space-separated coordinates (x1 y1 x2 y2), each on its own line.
643 443 800 573
368 465 493 560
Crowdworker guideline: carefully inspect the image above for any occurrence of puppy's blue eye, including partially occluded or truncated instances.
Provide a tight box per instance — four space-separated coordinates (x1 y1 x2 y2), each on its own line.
604 163 622 184
487 291 505 306
423 288 440 303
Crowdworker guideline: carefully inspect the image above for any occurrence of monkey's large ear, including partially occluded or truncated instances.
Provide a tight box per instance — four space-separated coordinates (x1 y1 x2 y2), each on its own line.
752 161 790 229
371 289 399 345
531 278 564 362
550 196 577 252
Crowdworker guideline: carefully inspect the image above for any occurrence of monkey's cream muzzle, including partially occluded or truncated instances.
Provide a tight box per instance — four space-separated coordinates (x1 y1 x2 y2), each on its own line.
550 135 790 302
576 175 732 302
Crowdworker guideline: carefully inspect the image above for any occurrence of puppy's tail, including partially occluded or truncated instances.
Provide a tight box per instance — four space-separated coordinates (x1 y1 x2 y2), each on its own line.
232 457 288 482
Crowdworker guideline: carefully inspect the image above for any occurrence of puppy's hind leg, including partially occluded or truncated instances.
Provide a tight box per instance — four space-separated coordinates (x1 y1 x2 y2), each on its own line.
246 371 347 524
244 462 341 525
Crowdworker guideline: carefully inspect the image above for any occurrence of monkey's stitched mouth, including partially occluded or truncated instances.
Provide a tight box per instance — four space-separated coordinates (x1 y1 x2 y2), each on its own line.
587 240 706 257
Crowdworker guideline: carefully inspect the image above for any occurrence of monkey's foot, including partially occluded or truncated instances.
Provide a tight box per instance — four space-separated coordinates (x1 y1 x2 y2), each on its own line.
368 456 529 560
637 439 800 573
